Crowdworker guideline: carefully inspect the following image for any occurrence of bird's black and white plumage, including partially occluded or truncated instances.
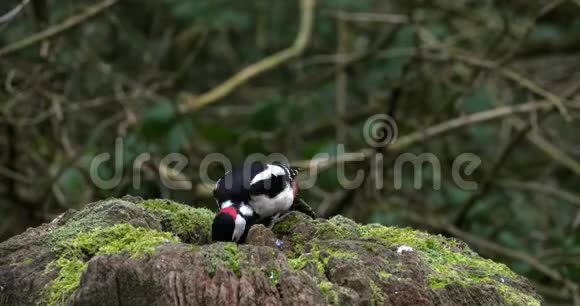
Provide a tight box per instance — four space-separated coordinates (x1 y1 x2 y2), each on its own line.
211 203 257 243
211 161 302 243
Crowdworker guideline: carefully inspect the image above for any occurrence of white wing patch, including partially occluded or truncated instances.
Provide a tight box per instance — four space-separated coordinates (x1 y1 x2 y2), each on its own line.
250 164 287 185
232 214 246 242
239 203 254 216
250 185 294 218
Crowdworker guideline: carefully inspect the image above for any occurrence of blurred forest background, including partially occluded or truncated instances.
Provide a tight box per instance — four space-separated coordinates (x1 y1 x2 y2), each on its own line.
1 0 580 304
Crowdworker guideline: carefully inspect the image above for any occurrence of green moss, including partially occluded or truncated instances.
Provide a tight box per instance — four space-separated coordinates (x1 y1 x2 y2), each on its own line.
277 214 535 305
45 199 139 246
272 212 306 233
288 243 358 276
272 213 311 256
498 284 542 306
40 202 536 306
45 258 87 306
139 199 214 243
361 242 380 253
361 223 525 302
223 243 242 277
288 253 324 275
287 234 307 257
313 216 360 240
318 281 339 305
205 243 243 278
45 224 178 306
313 222 353 240
378 271 392 280
64 224 177 258
369 279 385 306
10 258 33 266
275 214 365 256
265 266 281 285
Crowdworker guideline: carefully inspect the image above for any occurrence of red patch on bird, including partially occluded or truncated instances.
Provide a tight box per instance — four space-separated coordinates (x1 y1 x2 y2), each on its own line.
219 207 237 219
292 181 299 197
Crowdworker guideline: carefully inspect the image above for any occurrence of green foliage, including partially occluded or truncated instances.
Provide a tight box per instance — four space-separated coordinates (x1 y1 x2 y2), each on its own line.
138 103 198 152
198 122 238 145
2 0 579 303
56 167 87 205
250 99 283 131
139 103 178 140
463 87 493 114
165 0 252 29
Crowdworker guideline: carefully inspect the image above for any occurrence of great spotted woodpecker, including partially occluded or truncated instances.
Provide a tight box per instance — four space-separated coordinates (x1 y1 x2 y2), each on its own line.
211 161 302 243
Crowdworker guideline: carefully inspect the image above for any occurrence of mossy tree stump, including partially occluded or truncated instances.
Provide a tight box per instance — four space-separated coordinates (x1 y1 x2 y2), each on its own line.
0 197 541 305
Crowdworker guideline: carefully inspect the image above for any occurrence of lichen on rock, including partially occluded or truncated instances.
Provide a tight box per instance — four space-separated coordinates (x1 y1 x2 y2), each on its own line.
0 198 541 306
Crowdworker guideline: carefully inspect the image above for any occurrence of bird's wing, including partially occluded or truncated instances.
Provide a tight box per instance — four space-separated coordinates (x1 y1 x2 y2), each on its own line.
249 174 287 198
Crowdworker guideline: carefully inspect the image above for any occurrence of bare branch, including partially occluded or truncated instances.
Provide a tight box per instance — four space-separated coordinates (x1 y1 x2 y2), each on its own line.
509 117 580 177
498 180 580 209
0 0 119 57
179 0 317 113
0 0 31 25
332 12 408 24
453 116 540 228
389 100 556 152
446 52 572 121
294 100 576 171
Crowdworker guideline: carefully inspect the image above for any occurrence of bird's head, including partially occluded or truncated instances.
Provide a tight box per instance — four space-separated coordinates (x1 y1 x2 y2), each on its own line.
211 205 255 243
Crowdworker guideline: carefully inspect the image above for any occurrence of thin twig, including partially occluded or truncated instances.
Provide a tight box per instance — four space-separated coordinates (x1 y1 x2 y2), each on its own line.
453 116 541 228
498 180 580 209
335 13 348 144
331 11 408 24
448 52 571 121
389 101 555 152
0 0 119 57
0 166 31 184
509 117 580 177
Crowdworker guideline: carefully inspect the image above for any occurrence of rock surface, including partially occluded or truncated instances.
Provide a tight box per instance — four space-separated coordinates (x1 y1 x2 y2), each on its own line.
0 197 541 306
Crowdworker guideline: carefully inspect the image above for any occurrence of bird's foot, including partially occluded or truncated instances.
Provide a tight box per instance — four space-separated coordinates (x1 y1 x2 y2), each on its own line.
269 212 292 228
290 198 317 219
